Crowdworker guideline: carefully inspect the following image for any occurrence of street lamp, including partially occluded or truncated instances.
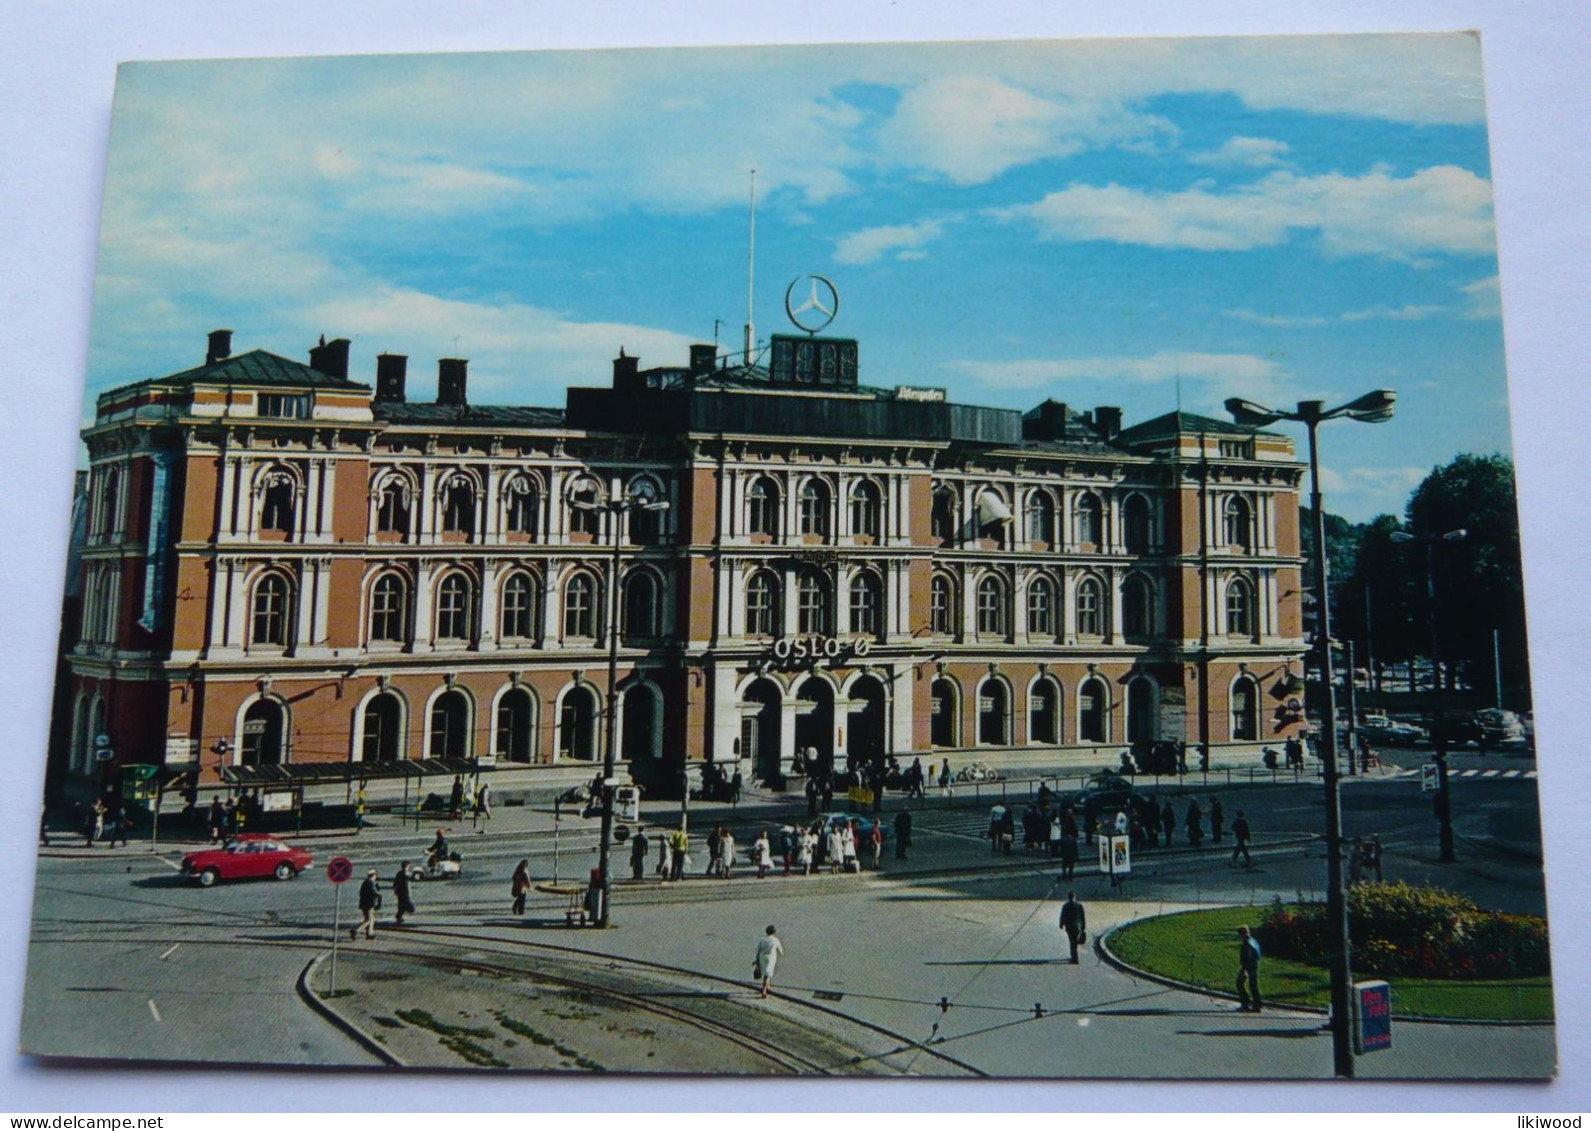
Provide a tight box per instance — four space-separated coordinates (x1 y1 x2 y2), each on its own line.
1225 389 1396 1080
1391 526 1468 863
570 474 670 928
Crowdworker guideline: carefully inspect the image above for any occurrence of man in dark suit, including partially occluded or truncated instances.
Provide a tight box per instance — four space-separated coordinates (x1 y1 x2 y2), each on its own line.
1058 891 1087 964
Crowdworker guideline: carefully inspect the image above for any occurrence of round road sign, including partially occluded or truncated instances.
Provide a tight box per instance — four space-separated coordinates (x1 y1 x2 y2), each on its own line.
326 856 354 884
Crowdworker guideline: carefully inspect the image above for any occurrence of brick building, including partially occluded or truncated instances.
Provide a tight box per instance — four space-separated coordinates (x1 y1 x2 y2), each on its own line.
56 327 1307 798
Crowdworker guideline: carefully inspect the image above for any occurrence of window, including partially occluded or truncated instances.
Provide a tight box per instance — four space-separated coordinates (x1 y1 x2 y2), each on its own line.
930 678 958 747
747 477 779 539
1223 496 1252 551
1079 677 1109 743
1226 577 1254 637
505 480 539 537
563 573 596 638
436 574 474 642
976 576 1005 636
1123 494 1151 554
1122 575 1154 638
797 572 829 635
1026 576 1054 638
623 571 660 640
931 488 958 545
629 480 664 545
559 686 599 761
98 468 120 536
1030 680 1060 745
1219 438 1254 460
496 688 534 762
260 477 295 537
1232 677 1259 741
1076 577 1103 636
849 481 881 541
361 693 403 762
848 572 882 637
745 571 779 636
978 681 1009 745
1026 491 1056 545
799 480 830 538
442 477 476 539
930 575 955 635
241 699 287 765
500 572 537 641
251 574 291 647
429 690 470 759
370 573 409 643
1074 493 1102 546
976 489 1011 546
258 393 308 419
94 571 117 643
568 480 602 540
376 481 411 539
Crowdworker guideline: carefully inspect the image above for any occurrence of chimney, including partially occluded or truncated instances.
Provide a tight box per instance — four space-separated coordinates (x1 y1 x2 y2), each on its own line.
1022 399 1071 441
688 343 718 377
1094 405 1123 440
205 329 233 366
613 348 639 390
375 353 408 404
438 358 468 406
308 337 351 380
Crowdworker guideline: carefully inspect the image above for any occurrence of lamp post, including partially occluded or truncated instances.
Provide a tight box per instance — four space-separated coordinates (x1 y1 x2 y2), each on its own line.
1391 526 1467 863
1226 388 1396 1080
570 475 669 928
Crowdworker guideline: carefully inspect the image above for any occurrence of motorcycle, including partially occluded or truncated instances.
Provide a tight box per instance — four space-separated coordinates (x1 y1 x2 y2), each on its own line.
409 848 464 880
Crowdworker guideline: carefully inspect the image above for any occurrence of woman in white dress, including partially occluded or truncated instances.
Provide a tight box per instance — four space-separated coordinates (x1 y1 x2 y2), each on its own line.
795 829 814 875
753 924 784 999
718 828 737 879
753 830 774 879
840 822 859 872
826 825 844 874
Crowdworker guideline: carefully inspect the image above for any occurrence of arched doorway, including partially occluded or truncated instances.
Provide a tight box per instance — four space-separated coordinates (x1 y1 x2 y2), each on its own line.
847 675 887 770
1078 677 1109 743
429 690 470 759
930 677 958 747
241 698 287 765
1127 678 1158 746
977 679 1009 745
560 685 599 761
495 687 535 763
741 679 782 783
622 683 661 761
793 678 834 775
361 693 404 762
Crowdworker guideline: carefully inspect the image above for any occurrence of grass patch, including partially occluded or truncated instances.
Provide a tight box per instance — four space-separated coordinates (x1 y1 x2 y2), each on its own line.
1109 906 1554 1022
318 988 356 1000
395 1008 495 1040
493 1010 606 1072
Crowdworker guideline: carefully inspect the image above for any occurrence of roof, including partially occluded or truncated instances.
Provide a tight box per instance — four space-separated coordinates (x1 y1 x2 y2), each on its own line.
374 402 566 428
1114 410 1273 443
220 758 484 787
104 349 369 398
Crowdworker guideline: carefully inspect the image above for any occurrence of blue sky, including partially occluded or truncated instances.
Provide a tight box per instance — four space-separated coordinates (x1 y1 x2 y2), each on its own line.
87 33 1508 521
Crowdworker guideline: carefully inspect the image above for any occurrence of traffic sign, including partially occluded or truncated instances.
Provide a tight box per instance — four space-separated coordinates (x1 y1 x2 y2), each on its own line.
326 856 354 884
1420 763 1439 792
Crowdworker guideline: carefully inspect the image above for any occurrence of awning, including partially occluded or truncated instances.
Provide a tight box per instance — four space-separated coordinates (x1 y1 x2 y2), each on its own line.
220 758 483 788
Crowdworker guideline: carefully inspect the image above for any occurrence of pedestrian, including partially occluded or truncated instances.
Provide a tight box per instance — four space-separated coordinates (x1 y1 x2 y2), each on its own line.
1235 925 1263 1012
355 783 367 833
106 798 130 849
1058 807 1079 880
780 825 796 875
630 827 650 881
352 869 380 940
894 808 913 860
207 797 225 843
753 924 783 1000
91 795 108 844
841 821 860 872
1058 890 1087 964
1348 837 1365 885
225 796 239 836
730 768 743 807
1161 800 1176 844
939 759 952 798
753 830 773 879
706 826 723 877
868 820 884 870
511 859 531 915
1000 807 1015 855
474 781 492 822
826 823 844 874
80 803 97 848
1185 799 1204 847
657 829 673 880
448 775 464 821
820 774 834 811
669 826 688 881
1230 810 1252 867
1368 834 1385 882
1113 808 1129 837
805 776 820 817
988 805 1005 854
392 862 415 925
1210 796 1225 843
1047 810 1062 857
796 827 815 875
719 827 737 879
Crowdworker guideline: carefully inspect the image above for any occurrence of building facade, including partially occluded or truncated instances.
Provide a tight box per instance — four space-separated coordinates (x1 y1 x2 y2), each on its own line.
58 328 1307 793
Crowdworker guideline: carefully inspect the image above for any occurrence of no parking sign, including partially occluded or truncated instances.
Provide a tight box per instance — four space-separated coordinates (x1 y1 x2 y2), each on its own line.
327 856 353 884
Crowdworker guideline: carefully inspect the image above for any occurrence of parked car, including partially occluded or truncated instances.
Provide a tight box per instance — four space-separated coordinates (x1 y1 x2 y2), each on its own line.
1358 714 1428 745
1059 772 1138 820
1475 709 1528 749
808 812 890 843
181 834 313 887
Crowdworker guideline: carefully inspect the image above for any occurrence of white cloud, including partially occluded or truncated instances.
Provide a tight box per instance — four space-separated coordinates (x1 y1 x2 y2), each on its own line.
1340 304 1446 322
1317 465 1430 518
1189 136 1292 168
1225 309 1331 328
1463 275 1502 320
833 219 950 265
995 165 1495 260
947 349 1282 392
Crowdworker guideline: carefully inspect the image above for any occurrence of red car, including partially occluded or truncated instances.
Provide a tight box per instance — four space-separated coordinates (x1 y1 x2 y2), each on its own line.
181 834 314 886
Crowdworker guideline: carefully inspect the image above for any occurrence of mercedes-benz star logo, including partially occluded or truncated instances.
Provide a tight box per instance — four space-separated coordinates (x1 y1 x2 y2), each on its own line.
785 274 840 335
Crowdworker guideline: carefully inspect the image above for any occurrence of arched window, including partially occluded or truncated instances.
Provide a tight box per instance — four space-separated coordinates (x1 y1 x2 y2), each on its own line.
850 480 881 541
1123 494 1152 554
559 685 599 761
99 468 121 536
977 680 1009 745
1128 678 1158 745
1223 496 1252 551
95 571 118 643
1122 575 1154 638
370 573 409 644
568 478 602 540
1030 679 1061 745
1026 576 1055 638
621 683 661 760
745 570 780 637
1226 577 1254 637
797 571 829 635
436 573 474 642
1074 492 1102 546
1232 676 1259 741
496 687 535 762
747 477 779 539
241 698 287 765
623 570 660 640
976 575 1006 636
930 677 958 747
848 571 882 637
376 479 412 541
361 693 403 762
1026 490 1056 545
429 689 470 758
976 488 1011 546
1076 577 1103 636
1079 676 1109 743
799 479 830 538
930 574 956 635
563 573 596 638
441 476 476 540
260 475 295 537
504 478 539 538
931 487 958 545
500 572 538 641
629 478 664 545
251 574 292 647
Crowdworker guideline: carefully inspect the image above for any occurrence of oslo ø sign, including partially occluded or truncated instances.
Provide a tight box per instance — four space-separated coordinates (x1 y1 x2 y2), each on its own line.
771 635 870 662
326 856 354 884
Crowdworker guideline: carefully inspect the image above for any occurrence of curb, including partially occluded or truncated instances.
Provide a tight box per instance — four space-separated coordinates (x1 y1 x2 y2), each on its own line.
1097 908 1554 1028
295 953 406 1066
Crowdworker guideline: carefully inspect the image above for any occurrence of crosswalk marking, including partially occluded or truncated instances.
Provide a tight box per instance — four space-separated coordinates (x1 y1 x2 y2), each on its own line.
1385 767 1534 780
